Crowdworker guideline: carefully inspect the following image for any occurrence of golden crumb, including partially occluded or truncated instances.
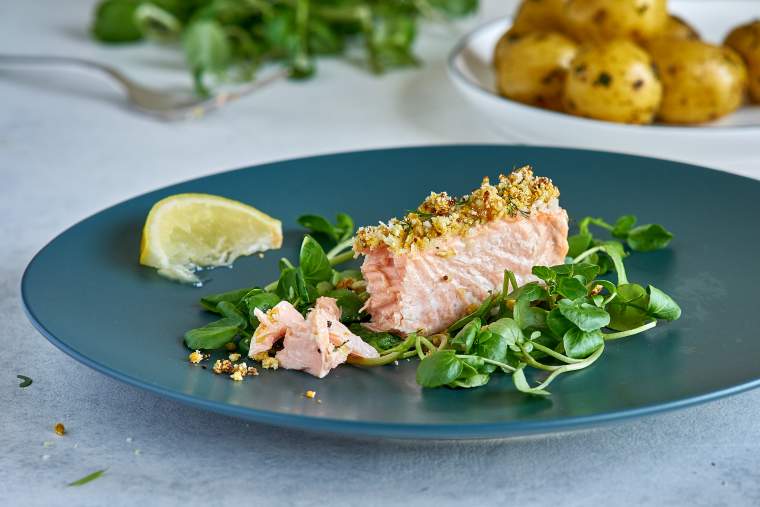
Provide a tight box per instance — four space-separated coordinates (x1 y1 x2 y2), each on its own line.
230 371 244 381
261 357 279 370
188 350 204 364
252 351 270 362
354 166 559 254
228 353 241 362
54 423 65 436
305 390 316 399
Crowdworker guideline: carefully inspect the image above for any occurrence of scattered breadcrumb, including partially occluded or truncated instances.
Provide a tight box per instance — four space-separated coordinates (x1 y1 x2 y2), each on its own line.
214 359 258 380
261 356 279 370
230 371 244 381
252 351 269 362
54 423 65 436
188 350 204 364
305 390 316 399
258 253 265 259
228 353 241 362
354 166 559 254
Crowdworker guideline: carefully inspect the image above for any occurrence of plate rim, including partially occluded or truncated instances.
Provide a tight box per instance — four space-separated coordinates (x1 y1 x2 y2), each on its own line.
20 144 760 440
447 16 760 134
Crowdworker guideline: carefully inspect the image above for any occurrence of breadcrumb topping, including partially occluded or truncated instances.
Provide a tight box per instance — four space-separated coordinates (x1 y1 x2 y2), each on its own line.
213 359 258 380
354 166 559 254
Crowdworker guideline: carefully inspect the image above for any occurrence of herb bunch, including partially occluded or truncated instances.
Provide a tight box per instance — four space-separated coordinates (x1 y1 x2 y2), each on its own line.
91 0 478 96
184 211 681 397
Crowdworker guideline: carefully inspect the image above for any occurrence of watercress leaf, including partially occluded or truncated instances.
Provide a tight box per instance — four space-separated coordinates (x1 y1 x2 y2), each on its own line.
92 0 143 43
237 334 252 355
335 213 355 241
557 299 610 332
135 3 182 41
332 269 363 284
241 290 281 324
607 283 649 331
215 301 246 328
486 318 523 346
568 233 593 258
476 330 509 374
557 277 588 300
297 215 339 242
183 20 231 95
325 289 365 323
316 281 334 296
278 257 294 271
546 308 573 338
513 366 550 396
647 285 682 321
572 263 601 283
299 235 332 284
459 355 485 372
531 266 555 282
276 267 298 300
563 327 604 359
612 215 637 238
450 318 480 353
184 317 241 350
627 224 673 252
427 0 478 17
451 373 490 388
348 324 402 352
200 287 256 313
416 350 463 388
514 299 548 332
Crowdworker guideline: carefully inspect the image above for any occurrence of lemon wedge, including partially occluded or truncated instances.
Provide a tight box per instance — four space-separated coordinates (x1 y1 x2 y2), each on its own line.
139 193 282 284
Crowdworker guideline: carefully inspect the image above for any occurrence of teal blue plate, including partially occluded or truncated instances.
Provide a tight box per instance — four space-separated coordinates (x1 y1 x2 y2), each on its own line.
21 146 760 439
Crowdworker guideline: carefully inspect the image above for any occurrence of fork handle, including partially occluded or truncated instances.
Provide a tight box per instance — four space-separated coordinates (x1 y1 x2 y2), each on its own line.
0 54 134 90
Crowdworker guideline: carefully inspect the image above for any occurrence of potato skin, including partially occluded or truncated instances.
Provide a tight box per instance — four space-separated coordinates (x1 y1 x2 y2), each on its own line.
563 0 668 43
494 31 578 111
563 40 662 124
724 21 760 103
649 39 748 123
512 0 569 33
662 15 700 41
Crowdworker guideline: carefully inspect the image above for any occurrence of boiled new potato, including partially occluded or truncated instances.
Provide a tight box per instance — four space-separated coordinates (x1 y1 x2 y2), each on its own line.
649 39 748 123
512 0 569 33
494 31 578 111
563 0 668 43
724 21 760 102
662 15 700 41
563 40 662 123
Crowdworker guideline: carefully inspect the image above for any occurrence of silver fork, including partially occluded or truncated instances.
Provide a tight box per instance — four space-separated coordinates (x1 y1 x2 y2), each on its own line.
0 54 286 120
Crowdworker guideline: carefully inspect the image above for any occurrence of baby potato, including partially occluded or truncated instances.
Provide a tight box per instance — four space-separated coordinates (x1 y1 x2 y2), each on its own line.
563 0 668 43
662 15 700 41
494 31 578 111
512 0 569 33
563 40 662 124
724 21 760 102
649 39 748 123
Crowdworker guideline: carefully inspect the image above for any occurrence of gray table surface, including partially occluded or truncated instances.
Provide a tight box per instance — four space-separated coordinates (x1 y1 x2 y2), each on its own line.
3 1 760 505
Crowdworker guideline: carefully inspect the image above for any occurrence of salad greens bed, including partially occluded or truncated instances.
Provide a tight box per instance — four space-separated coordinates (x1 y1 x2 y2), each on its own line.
184 212 680 396
90 0 478 96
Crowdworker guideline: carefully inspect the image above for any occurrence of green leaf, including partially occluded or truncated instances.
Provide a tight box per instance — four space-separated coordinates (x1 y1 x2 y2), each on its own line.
335 213 355 241
427 0 478 17
647 285 681 321
447 294 496 333
68 469 107 487
513 296 548 331
612 215 637 238
297 215 339 242
531 265 555 283
568 233 593 258
416 350 463 388
557 277 588 300
238 335 252 355
513 367 549 396
486 318 523 347
241 290 281 324
92 0 143 43
607 283 649 331
17 375 32 388
215 301 246 328
563 327 604 359
506 282 547 302
332 269 363 284
475 330 509 374
546 308 573 338
348 324 402 352
450 318 480 353
325 289 365 322
184 318 241 350
557 299 610 332
200 287 256 313
183 19 231 95
135 3 181 41
571 263 601 283
627 224 673 252
299 235 332 284
451 373 490 388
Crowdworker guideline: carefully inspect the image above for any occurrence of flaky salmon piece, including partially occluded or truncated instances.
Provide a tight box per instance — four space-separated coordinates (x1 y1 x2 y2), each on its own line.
354 167 569 335
248 297 379 378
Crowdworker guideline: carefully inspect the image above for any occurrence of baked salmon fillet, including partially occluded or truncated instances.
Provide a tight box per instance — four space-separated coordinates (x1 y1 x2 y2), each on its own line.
353 167 568 335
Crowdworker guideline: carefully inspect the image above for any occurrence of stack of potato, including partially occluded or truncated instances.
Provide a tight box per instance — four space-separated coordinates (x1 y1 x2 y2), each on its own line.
493 0 760 124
